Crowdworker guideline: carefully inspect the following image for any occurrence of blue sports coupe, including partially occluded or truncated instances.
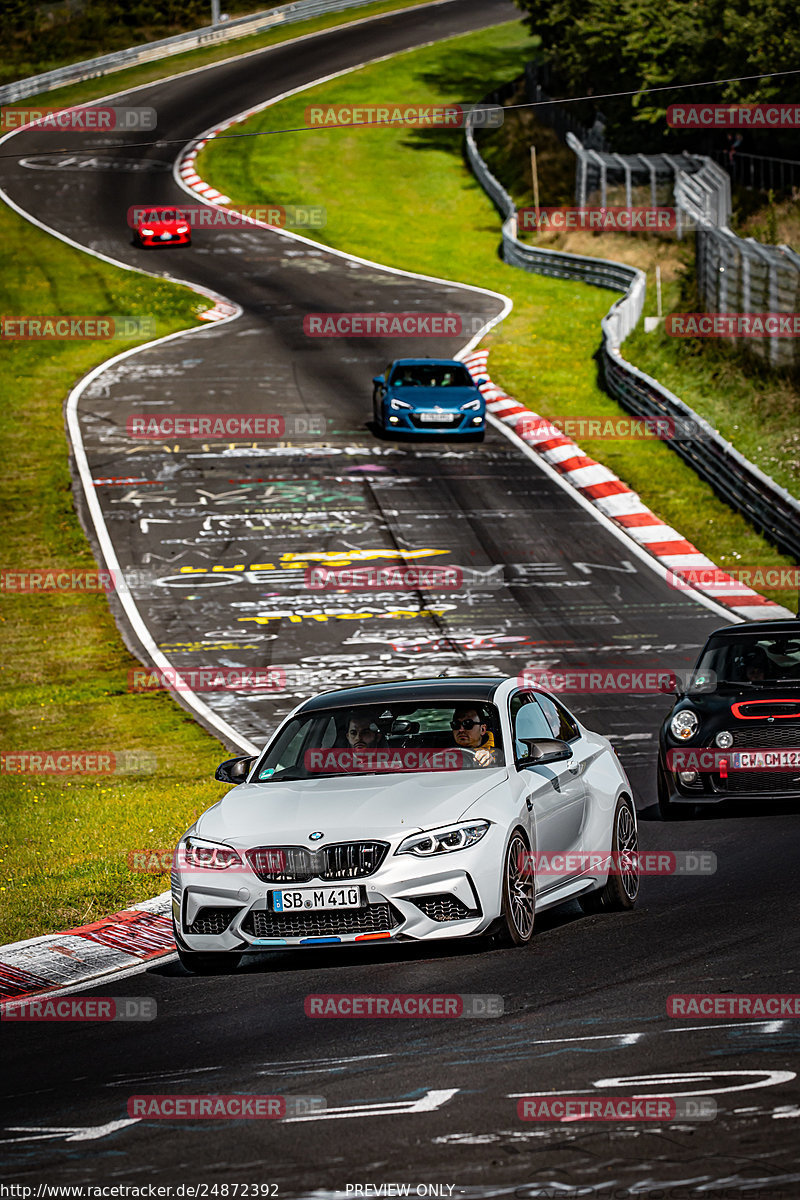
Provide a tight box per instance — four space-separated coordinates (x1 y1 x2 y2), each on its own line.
372 358 487 439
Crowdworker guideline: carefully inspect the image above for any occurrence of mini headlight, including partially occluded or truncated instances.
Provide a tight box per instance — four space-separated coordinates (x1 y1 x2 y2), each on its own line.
715 730 734 749
670 710 699 741
179 835 242 871
396 820 490 857
389 397 413 410
461 399 482 411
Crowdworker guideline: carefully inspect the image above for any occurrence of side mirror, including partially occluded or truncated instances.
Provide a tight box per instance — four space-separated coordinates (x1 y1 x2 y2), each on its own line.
372 376 385 387
475 376 489 386
517 738 573 768
215 755 256 785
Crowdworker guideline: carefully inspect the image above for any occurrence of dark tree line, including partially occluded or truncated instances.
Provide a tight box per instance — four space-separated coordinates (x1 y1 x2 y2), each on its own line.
1 0 251 83
513 0 800 154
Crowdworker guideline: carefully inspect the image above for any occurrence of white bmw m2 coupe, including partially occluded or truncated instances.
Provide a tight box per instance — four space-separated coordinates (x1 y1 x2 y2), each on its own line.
172 677 639 972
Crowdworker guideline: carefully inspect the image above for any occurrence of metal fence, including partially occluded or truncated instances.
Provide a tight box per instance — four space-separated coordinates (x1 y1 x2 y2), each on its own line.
567 134 800 371
674 161 800 370
0 0 381 104
465 111 800 560
713 150 800 195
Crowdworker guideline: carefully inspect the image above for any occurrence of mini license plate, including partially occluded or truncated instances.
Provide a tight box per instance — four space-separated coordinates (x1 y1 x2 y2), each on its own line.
418 411 454 423
732 749 800 769
271 886 361 912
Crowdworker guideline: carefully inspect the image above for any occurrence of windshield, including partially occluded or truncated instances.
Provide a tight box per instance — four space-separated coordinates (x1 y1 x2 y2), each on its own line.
696 633 800 686
253 700 505 781
389 364 474 388
142 209 184 223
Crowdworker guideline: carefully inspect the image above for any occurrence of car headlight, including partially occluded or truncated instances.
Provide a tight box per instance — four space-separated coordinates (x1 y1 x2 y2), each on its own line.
177 225 189 233
140 228 155 236
179 835 242 870
670 710 699 741
715 729 734 749
389 397 413 410
461 399 482 411
396 820 490 857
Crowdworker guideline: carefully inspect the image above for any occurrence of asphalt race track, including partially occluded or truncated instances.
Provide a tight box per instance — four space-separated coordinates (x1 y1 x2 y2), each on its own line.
1 1 799 1194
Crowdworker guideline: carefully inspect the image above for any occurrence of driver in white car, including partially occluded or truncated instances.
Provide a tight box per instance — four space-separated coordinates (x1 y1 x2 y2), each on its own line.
450 706 503 767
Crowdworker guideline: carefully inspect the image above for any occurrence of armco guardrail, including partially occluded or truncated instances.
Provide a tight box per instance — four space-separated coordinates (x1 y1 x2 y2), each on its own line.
465 110 800 561
0 0 382 105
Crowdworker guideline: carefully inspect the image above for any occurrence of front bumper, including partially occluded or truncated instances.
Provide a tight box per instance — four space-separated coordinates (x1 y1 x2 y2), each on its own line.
660 745 800 804
382 407 485 435
172 828 505 951
138 231 191 246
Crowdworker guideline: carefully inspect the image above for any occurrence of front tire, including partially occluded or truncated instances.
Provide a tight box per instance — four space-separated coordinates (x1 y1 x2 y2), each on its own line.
496 830 535 945
580 796 639 913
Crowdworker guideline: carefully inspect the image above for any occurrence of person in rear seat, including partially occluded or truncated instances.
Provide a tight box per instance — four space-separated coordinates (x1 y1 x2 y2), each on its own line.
345 711 384 750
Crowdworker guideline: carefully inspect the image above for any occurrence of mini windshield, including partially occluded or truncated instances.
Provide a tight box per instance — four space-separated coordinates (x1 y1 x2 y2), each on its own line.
389 365 474 388
696 633 800 686
253 701 504 781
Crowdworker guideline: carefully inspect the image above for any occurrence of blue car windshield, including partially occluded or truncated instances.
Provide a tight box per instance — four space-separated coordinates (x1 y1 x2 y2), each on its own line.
389 365 474 388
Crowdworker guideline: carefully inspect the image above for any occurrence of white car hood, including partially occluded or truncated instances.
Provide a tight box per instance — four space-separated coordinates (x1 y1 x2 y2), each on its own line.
196 769 507 848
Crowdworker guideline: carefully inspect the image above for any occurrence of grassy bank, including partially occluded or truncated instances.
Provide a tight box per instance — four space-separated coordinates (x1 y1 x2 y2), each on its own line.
0 0 437 947
0 205 228 944
197 19 797 609
478 89 800 501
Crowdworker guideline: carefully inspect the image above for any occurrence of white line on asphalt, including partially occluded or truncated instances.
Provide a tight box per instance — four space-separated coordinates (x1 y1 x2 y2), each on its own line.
2 1119 140 1143
282 1088 460 1122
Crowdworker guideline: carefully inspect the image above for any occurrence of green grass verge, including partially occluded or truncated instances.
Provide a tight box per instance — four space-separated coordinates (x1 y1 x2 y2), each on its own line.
476 86 800 504
197 19 798 610
10 0 437 112
0 0 436 948
626 274 800 500
0 206 229 945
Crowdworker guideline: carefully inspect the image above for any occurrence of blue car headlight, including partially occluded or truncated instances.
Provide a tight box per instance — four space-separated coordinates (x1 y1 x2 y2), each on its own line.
389 397 413 411
461 399 482 411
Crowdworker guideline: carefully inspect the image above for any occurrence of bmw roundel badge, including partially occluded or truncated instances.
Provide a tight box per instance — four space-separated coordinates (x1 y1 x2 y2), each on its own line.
308 831 324 841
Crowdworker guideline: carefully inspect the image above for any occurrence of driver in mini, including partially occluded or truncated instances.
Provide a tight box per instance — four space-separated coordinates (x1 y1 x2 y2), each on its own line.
450 706 503 767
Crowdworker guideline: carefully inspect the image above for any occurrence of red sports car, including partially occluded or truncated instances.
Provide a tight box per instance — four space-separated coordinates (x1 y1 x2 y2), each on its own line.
133 207 192 248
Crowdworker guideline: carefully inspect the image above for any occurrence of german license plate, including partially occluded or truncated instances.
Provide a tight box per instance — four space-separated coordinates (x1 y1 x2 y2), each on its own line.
271 886 361 911
419 411 454 423
732 750 800 769
160 232 173 239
